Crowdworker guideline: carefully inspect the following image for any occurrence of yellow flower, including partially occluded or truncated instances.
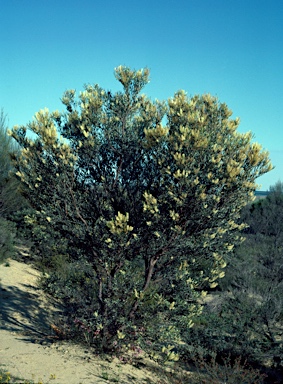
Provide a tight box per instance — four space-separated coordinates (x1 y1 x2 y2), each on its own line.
117 330 126 339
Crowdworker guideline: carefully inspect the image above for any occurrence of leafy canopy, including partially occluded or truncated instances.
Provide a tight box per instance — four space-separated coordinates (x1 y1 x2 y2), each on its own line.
10 66 272 352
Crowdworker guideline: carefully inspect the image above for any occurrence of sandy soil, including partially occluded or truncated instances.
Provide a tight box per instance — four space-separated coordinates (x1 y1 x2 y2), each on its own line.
0 258 166 384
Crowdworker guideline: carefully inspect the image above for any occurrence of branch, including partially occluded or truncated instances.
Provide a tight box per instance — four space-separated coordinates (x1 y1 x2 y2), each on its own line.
91 249 105 309
112 156 123 188
67 173 88 227
128 247 165 320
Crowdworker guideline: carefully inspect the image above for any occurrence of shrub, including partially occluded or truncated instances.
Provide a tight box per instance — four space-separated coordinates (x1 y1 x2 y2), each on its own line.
192 353 267 384
0 218 16 263
11 66 272 352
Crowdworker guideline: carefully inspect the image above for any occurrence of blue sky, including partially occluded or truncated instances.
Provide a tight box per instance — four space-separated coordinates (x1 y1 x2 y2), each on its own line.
1 0 282 190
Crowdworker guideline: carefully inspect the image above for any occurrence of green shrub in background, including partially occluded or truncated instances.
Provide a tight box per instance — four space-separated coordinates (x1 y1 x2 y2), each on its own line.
0 109 28 263
0 218 16 263
186 181 283 381
0 109 27 219
191 353 266 384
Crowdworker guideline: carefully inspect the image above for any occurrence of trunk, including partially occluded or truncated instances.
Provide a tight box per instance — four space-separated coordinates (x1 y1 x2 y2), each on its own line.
128 255 158 320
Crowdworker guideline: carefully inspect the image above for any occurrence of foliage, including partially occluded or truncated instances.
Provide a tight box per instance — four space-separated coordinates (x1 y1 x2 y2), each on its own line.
197 181 283 380
0 109 28 262
0 109 26 219
0 217 17 264
10 66 272 352
191 353 266 384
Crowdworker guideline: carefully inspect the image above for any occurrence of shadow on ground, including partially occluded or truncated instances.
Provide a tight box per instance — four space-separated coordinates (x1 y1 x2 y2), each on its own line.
0 271 63 344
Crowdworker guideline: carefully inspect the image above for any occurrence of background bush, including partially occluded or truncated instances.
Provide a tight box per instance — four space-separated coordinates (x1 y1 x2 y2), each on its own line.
0 109 28 263
184 182 283 382
0 218 16 263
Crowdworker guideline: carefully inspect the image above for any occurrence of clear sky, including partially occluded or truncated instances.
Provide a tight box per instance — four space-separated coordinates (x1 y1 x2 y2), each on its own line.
1 0 282 190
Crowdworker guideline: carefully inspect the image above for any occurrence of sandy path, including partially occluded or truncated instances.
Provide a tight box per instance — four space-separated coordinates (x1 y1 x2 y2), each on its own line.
0 259 159 384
